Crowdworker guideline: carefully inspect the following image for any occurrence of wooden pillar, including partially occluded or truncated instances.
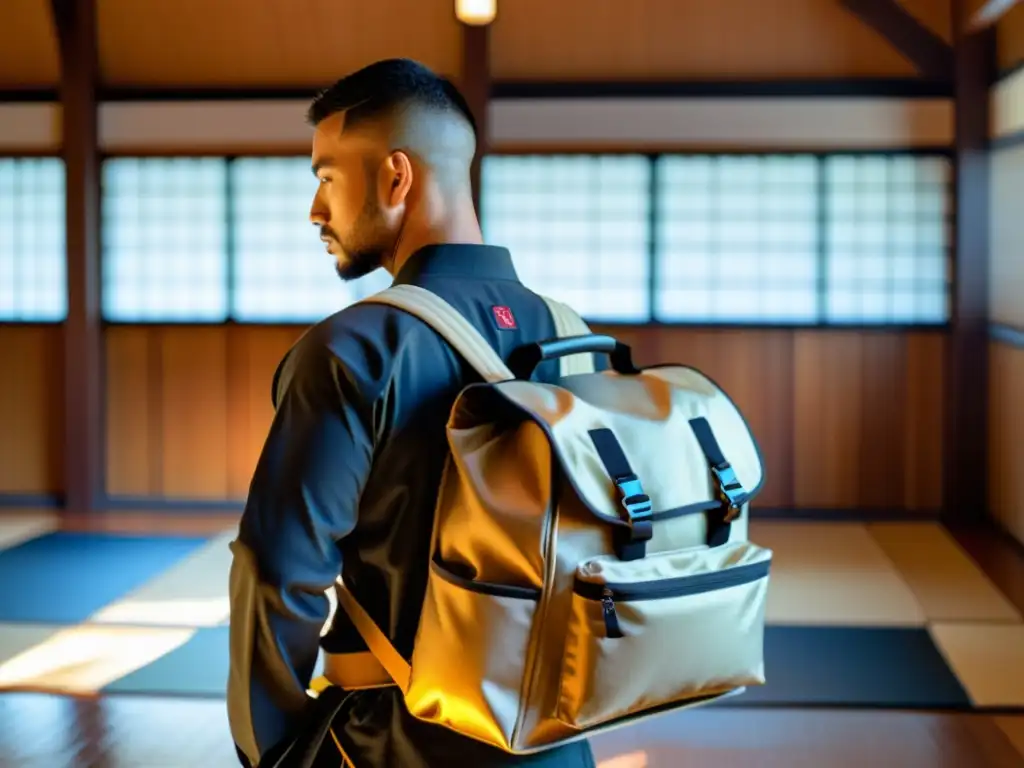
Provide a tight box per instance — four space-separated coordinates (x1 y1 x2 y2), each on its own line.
838 0 997 522
52 0 104 514
460 23 491 213
944 1 995 523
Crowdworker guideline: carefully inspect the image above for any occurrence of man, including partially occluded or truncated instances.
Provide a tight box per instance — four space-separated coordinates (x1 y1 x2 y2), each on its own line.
227 58 598 768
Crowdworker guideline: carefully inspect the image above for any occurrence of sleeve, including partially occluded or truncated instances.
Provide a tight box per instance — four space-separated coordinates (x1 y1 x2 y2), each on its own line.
226 339 375 766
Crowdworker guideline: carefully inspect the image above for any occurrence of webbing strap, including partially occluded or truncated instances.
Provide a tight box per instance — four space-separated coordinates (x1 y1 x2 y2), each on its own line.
688 417 746 547
588 428 653 560
335 284 520 693
541 296 596 376
333 581 411 694
361 284 515 383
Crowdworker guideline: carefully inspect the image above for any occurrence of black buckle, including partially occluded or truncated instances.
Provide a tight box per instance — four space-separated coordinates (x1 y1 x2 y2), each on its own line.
614 473 653 542
711 462 745 523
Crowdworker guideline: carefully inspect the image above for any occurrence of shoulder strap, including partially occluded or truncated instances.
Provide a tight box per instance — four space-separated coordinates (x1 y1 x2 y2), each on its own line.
540 296 596 376
332 283 513 693
331 286 591 693
360 284 515 383
332 582 411 694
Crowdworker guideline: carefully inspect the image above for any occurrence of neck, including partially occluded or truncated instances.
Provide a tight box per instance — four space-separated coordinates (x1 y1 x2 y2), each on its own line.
386 184 483 277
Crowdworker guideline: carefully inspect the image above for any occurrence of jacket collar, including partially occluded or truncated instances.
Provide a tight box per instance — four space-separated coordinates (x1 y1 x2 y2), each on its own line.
393 244 519 285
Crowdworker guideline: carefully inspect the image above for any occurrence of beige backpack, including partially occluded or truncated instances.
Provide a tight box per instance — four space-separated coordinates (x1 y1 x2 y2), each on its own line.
333 284 772 754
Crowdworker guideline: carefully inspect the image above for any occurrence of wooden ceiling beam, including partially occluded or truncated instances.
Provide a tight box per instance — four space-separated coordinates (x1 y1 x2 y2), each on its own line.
838 0 954 80
51 0 105 516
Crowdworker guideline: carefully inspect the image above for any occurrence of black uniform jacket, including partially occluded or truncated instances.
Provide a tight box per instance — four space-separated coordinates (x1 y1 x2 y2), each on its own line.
228 244 598 768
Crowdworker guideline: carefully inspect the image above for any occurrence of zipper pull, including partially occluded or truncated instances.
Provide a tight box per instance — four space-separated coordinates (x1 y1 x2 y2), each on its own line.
602 588 624 639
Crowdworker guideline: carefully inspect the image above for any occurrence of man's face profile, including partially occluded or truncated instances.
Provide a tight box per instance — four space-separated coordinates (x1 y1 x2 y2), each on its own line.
308 111 395 281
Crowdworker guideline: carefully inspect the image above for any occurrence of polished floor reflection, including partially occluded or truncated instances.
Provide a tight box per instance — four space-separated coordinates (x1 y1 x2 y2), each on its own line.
0 510 1022 766
0 692 1021 767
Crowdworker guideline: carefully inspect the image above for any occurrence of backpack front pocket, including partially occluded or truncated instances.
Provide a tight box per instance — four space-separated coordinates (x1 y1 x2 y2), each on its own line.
556 541 771 730
407 558 541 750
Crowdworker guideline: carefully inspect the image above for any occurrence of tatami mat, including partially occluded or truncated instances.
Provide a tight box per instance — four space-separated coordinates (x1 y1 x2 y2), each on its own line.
89 532 235 627
0 624 63 671
749 522 926 626
103 627 230 697
0 521 1020 711
594 752 651 768
721 626 970 709
0 532 209 624
868 523 1022 623
0 513 58 553
929 623 1024 707
104 626 326 697
0 623 196 694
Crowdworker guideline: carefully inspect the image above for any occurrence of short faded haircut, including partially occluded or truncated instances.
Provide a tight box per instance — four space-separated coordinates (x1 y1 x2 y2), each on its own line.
306 58 477 139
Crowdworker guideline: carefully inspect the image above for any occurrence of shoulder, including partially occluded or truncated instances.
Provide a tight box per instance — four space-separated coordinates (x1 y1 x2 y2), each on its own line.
271 300 430 407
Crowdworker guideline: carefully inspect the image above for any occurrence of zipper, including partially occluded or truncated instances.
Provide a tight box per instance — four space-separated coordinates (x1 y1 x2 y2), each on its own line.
577 559 771 638
601 588 624 639
430 559 542 601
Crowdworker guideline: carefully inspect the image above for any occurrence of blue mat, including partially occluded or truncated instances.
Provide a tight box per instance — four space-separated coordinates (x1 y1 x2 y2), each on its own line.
105 627 231 697
96 625 972 709
721 626 972 709
104 627 326 698
0 532 209 624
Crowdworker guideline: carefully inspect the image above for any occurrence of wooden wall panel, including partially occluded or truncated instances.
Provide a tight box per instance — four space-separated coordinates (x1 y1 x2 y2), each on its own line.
793 333 865 507
105 325 303 500
102 326 945 512
0 325 63 496
858 333 908 508
105 326 157 496
224 326 306 497
790 331 943 510
159 328 229 498
989 340 1024 546
904 332 945 511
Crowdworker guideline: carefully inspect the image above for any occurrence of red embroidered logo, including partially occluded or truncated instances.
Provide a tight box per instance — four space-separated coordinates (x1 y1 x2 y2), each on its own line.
492 305 517 330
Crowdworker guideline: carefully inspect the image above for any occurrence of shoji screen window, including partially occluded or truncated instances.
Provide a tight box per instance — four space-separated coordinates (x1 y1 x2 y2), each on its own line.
230 157 391 323
0 158 66 321
102 157 229 322
654 154 820 324
481 154 652 323
823 154 951 324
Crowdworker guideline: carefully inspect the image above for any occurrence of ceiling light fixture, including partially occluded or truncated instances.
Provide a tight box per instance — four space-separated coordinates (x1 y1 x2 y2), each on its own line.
455 0 496 26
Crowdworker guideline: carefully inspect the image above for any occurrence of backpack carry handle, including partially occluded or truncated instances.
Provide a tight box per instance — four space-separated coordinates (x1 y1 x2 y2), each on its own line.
509 334 641 379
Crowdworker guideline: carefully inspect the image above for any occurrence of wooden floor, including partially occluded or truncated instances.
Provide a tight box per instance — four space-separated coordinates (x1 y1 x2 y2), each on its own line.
1 511 1023 767
0 692 1021 767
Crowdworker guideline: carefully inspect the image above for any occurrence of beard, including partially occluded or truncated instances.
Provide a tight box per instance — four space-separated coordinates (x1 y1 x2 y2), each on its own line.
324 193 394 282
334 246 382 282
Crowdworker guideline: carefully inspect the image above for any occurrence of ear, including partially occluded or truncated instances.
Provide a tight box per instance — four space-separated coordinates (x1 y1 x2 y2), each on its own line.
381 150 413 209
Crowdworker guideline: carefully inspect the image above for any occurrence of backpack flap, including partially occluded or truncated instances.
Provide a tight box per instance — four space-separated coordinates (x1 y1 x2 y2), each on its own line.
469 363 765 559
